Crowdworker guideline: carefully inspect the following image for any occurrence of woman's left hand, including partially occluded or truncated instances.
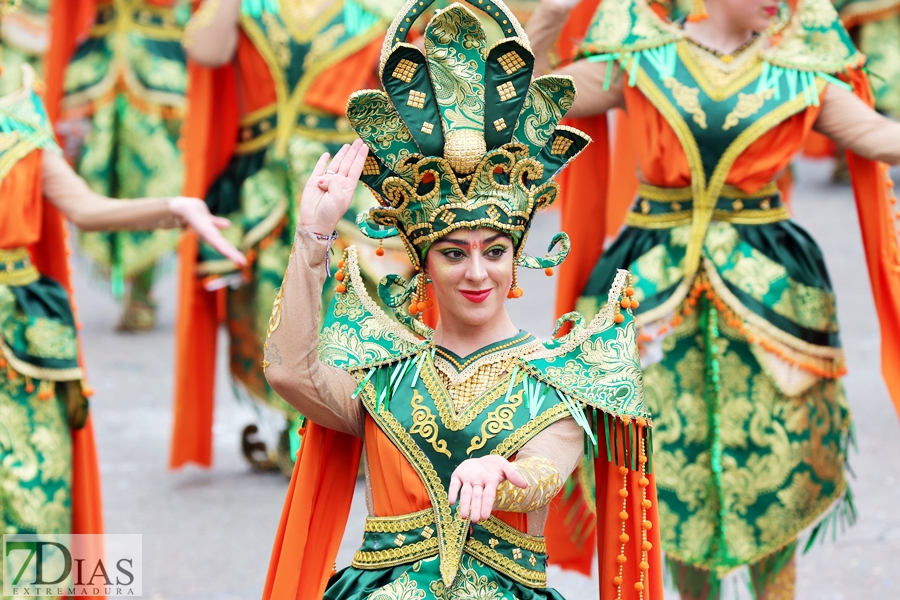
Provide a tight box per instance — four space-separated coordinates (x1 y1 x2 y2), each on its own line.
169 197 247 267
448 456 528 523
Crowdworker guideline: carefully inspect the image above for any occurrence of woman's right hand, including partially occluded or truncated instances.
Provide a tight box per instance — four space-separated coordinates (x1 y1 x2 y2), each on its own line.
298 139 369 236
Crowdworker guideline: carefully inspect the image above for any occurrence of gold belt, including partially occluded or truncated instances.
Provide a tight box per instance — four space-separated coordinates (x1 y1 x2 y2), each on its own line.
0 248 40 286
351 511 548 587
625 182 789 229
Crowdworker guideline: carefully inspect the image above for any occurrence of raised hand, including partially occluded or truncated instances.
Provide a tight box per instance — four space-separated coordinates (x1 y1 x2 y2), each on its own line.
448 455 528 523
298 139 369 235
169 197 247 267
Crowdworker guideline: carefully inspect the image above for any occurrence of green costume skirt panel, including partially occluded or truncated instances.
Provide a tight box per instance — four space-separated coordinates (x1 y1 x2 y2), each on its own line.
325 556 566 600
0 262 83 595
577 196 852 579
75 97 184 280
64 9 188 283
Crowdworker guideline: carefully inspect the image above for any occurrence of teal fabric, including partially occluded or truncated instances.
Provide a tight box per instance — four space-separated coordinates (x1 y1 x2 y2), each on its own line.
324 556 565 600
582 216 840 348
0 277 80 372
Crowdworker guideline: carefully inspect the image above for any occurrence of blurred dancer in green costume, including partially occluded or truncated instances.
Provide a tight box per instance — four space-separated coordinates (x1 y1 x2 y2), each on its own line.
56 0 190 331
0 0 49 95
169 0 412 474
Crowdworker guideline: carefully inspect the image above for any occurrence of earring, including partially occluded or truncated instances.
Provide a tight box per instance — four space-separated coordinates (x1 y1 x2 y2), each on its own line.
376 240 385 257
687 0 708 22
507 264 524 299
409 272 433 316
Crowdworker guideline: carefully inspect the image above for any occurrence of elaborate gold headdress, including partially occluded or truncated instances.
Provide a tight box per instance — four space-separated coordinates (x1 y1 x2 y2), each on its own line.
346 0 590 308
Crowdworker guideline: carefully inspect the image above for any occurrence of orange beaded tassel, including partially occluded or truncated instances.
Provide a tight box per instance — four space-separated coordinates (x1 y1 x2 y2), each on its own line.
334 254 348 294
507 264 524 299
409 273 433 317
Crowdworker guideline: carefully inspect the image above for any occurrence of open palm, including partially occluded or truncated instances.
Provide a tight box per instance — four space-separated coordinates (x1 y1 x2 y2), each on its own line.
299 139 369 235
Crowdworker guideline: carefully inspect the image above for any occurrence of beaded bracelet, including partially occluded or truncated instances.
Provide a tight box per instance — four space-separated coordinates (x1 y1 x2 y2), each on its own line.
313 230 339 274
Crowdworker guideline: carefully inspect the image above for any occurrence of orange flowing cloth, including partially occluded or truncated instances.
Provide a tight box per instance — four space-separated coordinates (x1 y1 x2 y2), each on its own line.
264 416 662 599
41 0 106 544
170 22 386 467
844 69 900 419
551 0 607 326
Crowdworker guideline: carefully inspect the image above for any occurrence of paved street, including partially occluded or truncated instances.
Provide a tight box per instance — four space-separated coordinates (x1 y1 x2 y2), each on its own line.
73 157 900 599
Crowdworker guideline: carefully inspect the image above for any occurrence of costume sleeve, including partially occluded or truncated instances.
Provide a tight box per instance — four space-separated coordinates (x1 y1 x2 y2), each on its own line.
182 0 242 67
526 0 625 117
42 150 183 231
814 83 900 165
494 417 583 519
264 227 366 438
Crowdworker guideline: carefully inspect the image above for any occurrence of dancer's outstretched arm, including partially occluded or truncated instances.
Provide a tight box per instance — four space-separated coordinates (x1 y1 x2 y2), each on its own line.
43 150 245 266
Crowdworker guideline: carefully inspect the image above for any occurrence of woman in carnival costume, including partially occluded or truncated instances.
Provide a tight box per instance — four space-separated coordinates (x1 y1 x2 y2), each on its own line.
0 0 244 588
50 0 191 332
169 0 412 474
260 0 664 597
527 0 900 595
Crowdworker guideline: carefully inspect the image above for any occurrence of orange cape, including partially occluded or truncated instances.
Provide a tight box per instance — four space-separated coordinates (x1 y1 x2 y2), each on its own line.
42 0 105 542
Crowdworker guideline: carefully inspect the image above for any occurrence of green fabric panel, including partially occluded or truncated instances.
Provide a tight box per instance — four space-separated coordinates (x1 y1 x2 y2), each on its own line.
383 45 445 157
348 90 420 172
510 76 575 157
580 220 841 345
325 555 565 599
0 375 73 537
483 40 534 149
856 16 900 117
63 37 112 95
720 283 840 347
424 6 487 135
76 98 183 277
580 226 675 306
531 128 591 187
246 8 366 95
129 37 188 97
1 279 79 372
644 298 851 577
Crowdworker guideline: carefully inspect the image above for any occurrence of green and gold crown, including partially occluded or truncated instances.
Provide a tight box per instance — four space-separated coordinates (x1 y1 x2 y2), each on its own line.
348 0 590 271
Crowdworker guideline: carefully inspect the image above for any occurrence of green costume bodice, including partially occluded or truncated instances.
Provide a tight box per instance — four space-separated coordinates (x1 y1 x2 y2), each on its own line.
582 0 862 278
237 0 397 157
321 245 649 586
62 0 190 113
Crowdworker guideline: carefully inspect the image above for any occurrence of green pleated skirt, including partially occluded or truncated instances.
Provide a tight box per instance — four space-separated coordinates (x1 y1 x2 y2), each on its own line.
325 555 566 599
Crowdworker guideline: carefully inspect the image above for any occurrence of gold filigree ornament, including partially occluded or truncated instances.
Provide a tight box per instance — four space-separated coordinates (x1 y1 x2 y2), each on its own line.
344 0 591 323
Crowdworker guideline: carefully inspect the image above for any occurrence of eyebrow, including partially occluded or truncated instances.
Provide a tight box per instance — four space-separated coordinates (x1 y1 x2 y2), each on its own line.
437 233 508 247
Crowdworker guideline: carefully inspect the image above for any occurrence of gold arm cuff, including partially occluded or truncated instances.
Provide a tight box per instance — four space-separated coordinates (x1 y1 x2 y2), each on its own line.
493 456 563 514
